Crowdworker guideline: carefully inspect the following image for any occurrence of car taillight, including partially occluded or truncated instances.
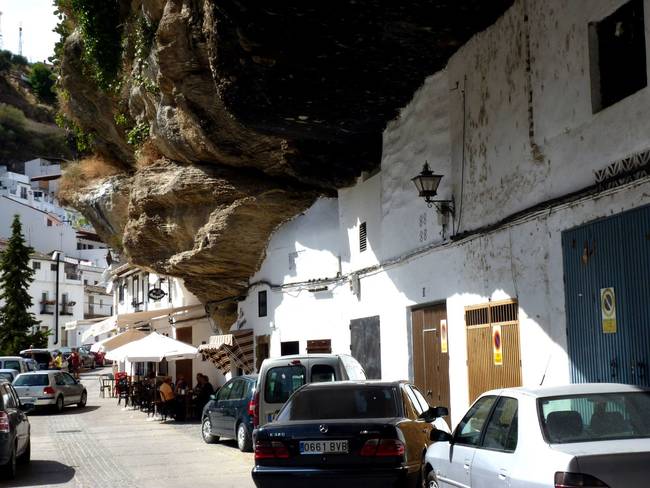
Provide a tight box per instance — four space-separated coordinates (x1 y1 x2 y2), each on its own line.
254 440 289 460
555 472 610 488
250 390 260 428
0 412 9 433
360 438 405 457
43 386 55 396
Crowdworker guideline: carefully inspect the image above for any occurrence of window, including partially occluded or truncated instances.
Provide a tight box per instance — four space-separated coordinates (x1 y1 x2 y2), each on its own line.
3 360 20 371
20 186 27 199
0 385 16 409
32 261 41 270
118 280 125 303
264 365 306 403
404 385 426 417
482 397 518 452
410 385 431 414
229 380 246 400
54 373 66 386
84 279 88 285
62 373 77 385
307 339 332 354
77 243 82 250
50 263 58 271
311 364 336 383
590 0 647 112
277 385 399 421
14 375 49 387
539 392 650 443
454 396 497 446
280 340 299 356
46 219 52 227
359 221 367 252
258 290 267 317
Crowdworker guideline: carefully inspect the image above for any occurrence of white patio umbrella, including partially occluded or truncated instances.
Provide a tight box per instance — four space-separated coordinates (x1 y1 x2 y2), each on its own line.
90 329 148 353
105 331 198 362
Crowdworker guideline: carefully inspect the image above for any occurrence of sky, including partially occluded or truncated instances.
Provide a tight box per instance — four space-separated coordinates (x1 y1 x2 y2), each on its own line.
0 0 59 63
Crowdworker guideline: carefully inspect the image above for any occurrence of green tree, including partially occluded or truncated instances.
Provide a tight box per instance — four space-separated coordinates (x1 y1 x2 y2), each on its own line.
0 215 42 354
29 63 56 103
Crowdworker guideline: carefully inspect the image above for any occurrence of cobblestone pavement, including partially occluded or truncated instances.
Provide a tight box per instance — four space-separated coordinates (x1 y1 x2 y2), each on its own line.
7 368 254 488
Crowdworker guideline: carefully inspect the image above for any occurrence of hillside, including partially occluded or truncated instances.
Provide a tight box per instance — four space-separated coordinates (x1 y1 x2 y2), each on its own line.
0 53 72 169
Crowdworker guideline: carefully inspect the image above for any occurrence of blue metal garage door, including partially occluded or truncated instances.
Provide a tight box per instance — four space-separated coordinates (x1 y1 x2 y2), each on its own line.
562 205 650 386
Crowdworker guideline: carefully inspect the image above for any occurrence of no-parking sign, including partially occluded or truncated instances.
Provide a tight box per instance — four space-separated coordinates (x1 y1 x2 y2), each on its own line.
600 287 617 334
492 324 503 366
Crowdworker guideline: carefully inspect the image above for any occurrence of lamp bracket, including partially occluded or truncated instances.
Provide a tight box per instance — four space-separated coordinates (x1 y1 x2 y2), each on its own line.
425 196 455 217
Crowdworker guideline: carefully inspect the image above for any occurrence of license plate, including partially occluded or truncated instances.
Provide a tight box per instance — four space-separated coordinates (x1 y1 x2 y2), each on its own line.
21 397 35 404
300 440 348 455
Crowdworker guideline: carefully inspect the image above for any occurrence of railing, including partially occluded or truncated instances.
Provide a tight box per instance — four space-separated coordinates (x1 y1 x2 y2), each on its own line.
84 303 113 317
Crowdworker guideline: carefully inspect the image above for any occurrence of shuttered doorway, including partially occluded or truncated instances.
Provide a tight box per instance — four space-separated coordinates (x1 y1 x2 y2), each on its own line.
465 300 522 402
350 316 381 379
411 304 451 418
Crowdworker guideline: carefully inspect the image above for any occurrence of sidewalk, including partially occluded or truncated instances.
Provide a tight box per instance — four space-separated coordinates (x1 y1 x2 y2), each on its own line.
8 368 254 488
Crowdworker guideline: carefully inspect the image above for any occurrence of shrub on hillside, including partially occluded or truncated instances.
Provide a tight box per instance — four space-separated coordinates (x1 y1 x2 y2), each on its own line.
29 63 56 104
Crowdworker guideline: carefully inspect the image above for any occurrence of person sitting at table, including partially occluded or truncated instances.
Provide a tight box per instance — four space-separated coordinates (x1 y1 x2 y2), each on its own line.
175 375 188 395
196 374 214 410
158 376 176 418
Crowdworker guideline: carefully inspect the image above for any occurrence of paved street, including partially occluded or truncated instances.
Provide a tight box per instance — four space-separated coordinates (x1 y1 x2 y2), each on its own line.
7 368 254 488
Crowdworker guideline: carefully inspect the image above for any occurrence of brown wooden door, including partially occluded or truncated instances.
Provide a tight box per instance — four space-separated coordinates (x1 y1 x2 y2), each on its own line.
411 304 451 419
175 326 193 384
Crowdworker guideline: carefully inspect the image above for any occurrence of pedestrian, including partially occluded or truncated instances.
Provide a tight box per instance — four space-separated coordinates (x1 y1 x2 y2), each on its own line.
53 352 62 369
70 351 81 379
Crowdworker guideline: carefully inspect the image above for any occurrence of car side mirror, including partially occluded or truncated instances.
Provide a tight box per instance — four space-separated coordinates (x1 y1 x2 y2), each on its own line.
430 429 453 443
419 405 449 422
20 402 35 413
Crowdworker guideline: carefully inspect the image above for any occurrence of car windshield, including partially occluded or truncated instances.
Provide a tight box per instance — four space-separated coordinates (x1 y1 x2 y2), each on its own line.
14 374 49 387
539 392 650 443
276 385 400 421
2 360 20 371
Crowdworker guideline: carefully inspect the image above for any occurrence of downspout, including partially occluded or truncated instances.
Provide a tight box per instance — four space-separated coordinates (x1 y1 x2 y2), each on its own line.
53 251 61 346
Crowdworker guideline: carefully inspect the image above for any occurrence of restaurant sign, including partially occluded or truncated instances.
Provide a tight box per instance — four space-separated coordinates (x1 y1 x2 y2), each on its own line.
148 287 167 301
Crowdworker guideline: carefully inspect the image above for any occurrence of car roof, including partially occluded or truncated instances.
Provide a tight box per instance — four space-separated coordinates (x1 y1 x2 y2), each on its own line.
0 369 18 373
483 382 650 398
16 370 53 375
0 356 24 360
268 354 347 360
301 380 407 390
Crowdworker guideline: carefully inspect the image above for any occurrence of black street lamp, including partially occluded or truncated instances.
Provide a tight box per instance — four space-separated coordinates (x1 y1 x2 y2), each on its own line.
411 161 455 217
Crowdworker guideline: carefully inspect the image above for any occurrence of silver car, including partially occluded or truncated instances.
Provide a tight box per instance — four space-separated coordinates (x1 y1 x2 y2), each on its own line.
424 383 650 488
13 371 87 413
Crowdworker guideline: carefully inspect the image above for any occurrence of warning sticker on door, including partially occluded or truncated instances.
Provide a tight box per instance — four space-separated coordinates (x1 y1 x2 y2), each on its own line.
600 287 617 334
492 324 503 366
440 319 448 354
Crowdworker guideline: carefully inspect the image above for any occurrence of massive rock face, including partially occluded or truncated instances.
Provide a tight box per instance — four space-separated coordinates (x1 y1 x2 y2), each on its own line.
59 0 512 328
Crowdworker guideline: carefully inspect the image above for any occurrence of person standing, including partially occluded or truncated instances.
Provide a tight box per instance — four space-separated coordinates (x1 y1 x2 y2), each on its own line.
70 351 81 379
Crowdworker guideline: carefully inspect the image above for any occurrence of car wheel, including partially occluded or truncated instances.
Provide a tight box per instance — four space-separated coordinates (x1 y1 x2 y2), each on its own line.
425 469 440 488
1 445 16 479
78 390 87 408
201 417 219 444
237 422 253 452
17 439 30 465
55 395 64 413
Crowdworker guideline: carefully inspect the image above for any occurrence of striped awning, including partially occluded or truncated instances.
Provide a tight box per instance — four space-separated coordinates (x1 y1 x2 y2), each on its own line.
198 330 254 374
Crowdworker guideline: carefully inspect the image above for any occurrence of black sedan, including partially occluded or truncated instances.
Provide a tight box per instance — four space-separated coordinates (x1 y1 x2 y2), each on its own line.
252 380 448 488
0 380 33 479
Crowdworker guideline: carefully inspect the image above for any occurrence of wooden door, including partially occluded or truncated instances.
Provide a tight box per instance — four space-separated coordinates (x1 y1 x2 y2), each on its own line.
411 304 451 418
350 316 381 379
465 300 522 402
175 326 193 384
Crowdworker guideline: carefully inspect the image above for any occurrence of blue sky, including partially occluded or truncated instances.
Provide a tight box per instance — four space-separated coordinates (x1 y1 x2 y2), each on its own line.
0 0 59 63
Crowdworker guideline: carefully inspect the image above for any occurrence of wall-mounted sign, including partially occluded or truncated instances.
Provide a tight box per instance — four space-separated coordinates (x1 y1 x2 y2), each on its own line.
148 287 167 301
492 324 503 366
600 287 617 334
440 319 448 354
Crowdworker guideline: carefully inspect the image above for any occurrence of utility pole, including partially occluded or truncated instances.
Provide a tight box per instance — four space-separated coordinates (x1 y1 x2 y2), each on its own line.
18 23 23 56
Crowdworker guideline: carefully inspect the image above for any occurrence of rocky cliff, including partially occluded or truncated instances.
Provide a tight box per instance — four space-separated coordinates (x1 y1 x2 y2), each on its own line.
58 0 512 328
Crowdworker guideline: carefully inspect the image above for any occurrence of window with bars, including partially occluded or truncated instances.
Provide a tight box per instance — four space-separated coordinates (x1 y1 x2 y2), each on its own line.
359 222 367 252
465 300 518 326
258 290 268 317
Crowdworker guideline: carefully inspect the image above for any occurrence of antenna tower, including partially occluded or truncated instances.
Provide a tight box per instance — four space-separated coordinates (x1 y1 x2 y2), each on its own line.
18 23 23 56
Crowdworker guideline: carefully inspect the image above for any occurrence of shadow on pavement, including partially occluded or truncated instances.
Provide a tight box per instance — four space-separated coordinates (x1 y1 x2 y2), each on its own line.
6 460 75 487
28 405 101 416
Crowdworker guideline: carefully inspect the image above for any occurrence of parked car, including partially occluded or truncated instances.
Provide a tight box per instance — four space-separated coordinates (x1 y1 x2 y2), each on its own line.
19 349 52 371
12 371 87 413
77 347 97 369
0 357 33 374
423 383 650 488
83 345 105 366
252 380 448 488
0 370 19 383
202 374 258 452
0 379 32 479
255 354 366 427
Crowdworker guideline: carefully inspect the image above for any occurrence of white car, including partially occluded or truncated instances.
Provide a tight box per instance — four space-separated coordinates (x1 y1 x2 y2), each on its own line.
423 383 650 488
13 371 87 412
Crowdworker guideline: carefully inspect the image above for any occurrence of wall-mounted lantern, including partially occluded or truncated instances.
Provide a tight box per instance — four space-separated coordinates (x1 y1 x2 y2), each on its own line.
411 161 455 218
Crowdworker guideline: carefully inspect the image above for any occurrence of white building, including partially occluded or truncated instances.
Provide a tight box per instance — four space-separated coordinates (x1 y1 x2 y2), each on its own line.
85 265 224 386
237 0 650 425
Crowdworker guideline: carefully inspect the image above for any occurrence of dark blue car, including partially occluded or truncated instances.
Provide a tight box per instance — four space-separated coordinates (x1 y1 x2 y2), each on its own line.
201 374 258 452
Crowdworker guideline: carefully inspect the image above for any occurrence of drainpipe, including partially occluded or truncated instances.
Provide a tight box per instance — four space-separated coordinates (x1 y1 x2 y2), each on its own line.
52 251 61 346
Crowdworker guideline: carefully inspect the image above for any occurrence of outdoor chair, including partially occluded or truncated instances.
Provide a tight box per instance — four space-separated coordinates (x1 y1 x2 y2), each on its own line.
98 375 112 398
116 378 130 406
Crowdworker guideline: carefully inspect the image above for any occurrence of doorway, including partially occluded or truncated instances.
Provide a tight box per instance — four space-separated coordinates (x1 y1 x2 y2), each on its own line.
411 304 451 417
175 326 193 384
350 316 381 379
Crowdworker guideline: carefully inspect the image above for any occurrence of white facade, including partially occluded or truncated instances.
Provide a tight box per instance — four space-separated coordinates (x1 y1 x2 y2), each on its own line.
238 0 650 424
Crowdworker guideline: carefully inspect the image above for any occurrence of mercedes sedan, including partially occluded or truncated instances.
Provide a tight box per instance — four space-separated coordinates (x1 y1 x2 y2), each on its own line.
423 383 650 488
252 380 449 488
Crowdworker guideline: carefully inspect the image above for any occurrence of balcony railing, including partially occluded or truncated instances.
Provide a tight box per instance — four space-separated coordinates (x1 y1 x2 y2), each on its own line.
84 303 113 318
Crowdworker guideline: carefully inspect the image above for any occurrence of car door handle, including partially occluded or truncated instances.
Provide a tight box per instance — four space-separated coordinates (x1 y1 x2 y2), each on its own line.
498 469 508 480
463 459 471 470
